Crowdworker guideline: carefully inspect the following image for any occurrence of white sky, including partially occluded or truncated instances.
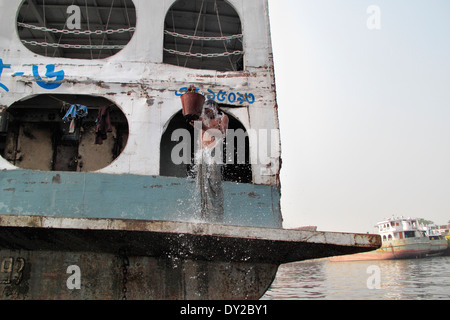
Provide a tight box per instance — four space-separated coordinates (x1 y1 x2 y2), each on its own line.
268 0 450 233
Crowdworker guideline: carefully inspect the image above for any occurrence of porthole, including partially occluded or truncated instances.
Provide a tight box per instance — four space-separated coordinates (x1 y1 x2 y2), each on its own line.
164 0 244 72
160 109 251 183
0 94 129 172
16 0 136 60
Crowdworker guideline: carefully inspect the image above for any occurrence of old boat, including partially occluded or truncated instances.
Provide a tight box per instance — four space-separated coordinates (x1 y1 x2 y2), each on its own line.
423 225 448 257
446 236 450 256
0 0 380 299
331 217 433 262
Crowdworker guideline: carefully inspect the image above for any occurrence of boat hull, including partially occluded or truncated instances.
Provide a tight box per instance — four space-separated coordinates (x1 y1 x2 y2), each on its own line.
427 238 448 257
0 248 278 300
330 238 431 262
0 169 282 229
0 214 381 299
444 237 450 256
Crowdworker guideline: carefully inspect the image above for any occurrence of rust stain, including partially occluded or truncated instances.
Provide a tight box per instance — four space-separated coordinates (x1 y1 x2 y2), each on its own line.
143 185 163 189
247 192 260 199
96 81 110 89
52 174 61 184
216 71 250 79
121 219 155 231
257 202 266 206
192 225 205 234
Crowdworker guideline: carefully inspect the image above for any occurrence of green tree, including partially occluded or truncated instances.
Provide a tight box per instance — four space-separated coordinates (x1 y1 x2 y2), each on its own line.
418 218 434 225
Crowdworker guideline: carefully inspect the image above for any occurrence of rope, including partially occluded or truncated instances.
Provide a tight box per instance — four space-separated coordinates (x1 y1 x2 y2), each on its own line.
85 0 93 59
43 0 47 56
97 0 116 58
214 0 235 71
52 0 76 57
170 10 180 66
185 0 206 68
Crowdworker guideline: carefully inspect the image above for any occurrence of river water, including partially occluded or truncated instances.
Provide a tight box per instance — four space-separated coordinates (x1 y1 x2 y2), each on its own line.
261 255 450 300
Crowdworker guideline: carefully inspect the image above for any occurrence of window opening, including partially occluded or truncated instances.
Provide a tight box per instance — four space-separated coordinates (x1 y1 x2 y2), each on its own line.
17 0 136 59
160 109 251 183
1 94 129 172
404 231 416 238
164 0 244 71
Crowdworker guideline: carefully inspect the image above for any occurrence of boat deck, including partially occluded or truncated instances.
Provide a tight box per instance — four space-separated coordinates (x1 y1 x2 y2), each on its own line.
0 214 380 264
0 214 380 299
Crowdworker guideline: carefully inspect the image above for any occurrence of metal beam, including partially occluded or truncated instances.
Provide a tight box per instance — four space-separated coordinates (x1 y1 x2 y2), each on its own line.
0 214 381 264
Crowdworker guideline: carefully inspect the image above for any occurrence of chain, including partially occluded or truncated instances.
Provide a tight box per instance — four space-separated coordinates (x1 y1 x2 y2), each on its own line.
164 48 243 58
164 29 242 41
17 22 136 35
119 251 130 300
21 40 125 50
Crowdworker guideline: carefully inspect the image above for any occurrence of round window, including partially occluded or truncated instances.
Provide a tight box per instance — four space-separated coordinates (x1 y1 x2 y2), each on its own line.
0 94 129 172
17 0 136 59
164 0 244 71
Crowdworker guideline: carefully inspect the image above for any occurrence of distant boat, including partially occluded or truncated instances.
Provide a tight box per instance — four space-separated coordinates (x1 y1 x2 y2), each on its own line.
446 236 450 256
423 225 448 257
330 217 448 261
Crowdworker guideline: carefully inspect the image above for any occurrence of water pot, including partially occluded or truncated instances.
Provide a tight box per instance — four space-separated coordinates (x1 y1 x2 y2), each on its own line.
180 86 205 121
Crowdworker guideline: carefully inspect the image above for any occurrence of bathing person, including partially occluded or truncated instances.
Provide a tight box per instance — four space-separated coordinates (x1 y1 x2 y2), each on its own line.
190 100 229 223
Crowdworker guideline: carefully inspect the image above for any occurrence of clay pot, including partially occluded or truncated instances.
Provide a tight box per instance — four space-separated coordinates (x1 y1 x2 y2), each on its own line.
180 86 205 121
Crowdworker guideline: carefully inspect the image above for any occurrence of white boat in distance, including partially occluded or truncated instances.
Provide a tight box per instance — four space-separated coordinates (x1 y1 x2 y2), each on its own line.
330 217 448 261
424 225 449 257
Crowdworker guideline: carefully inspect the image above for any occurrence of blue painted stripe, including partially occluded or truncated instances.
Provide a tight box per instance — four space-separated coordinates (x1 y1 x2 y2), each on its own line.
0 170 282 228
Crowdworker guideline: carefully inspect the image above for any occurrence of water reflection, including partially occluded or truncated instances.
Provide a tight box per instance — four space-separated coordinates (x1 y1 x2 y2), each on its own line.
264 260 327 299
262 256 450 300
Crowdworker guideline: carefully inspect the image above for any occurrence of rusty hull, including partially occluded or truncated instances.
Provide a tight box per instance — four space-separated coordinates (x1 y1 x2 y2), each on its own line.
0 215 380 300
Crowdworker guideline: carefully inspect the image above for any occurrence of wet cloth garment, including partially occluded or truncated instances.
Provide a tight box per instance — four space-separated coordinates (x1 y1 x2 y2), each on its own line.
62 104 88 123
197 148 224 223
95 105 112 145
